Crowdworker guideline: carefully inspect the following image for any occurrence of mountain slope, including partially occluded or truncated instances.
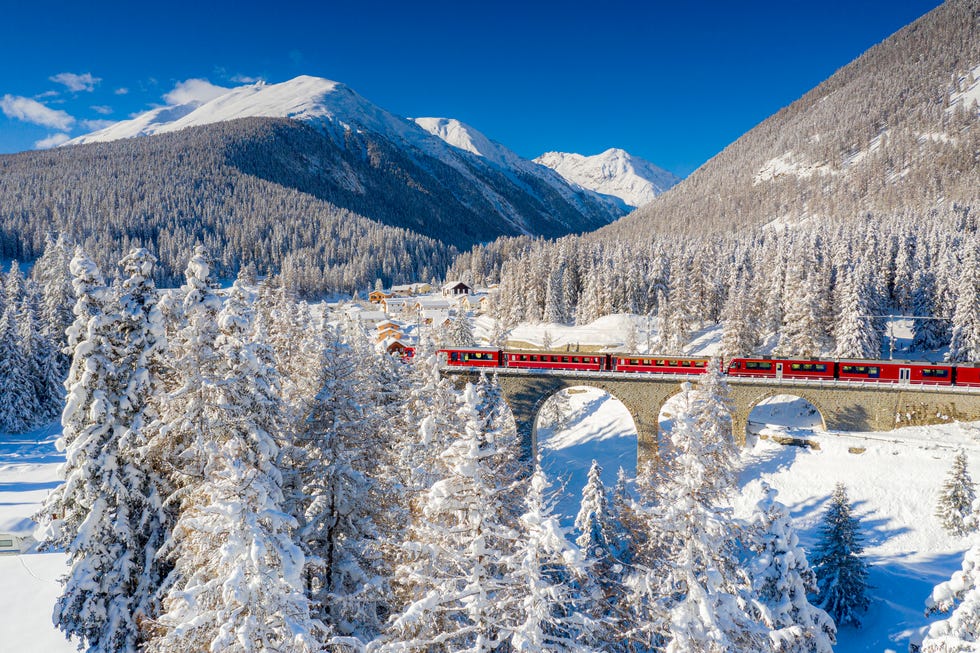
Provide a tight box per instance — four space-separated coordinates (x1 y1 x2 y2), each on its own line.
0 119 456 295
598 0 979 240
535 149 681 209
67 76 625 239
413 116 627 214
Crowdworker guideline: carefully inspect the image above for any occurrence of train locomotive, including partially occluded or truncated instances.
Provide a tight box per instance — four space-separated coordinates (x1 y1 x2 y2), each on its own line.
439 347 980 388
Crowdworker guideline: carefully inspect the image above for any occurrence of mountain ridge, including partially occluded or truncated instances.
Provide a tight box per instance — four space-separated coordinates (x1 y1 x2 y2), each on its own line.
596 0 979 240
535 149 681 209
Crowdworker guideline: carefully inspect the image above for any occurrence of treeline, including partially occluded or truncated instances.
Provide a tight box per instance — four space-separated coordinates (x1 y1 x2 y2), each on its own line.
34 244 855 653
0 234 73 432
0 119 455 296
450 206 980 361
605 0 979 240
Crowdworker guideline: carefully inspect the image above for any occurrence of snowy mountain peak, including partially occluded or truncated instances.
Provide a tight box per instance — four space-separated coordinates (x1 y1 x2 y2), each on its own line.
535 149 681 209
413 117 524 169
66 76 396 145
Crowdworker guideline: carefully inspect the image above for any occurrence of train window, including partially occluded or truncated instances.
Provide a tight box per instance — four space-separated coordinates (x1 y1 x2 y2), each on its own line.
791 363 802 371
923 368 949 377
815 364 827 372
450 352 459 361
746 362 773 370
656 360 666 366
668 360 678 366
729 361 740 369
869 367 879 376
697 361 706 367
561 356 569 363
572 357 580 363
681 360 691 367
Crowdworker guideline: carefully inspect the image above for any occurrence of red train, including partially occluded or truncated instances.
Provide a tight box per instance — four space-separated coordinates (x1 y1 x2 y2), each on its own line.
439 348 980 388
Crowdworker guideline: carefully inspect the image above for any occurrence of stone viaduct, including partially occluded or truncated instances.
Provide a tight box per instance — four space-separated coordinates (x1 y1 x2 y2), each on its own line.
443 368 980 465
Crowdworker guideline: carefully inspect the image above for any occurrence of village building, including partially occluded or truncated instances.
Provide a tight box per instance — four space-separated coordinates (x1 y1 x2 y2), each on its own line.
368 289 393 304
441 281 472 297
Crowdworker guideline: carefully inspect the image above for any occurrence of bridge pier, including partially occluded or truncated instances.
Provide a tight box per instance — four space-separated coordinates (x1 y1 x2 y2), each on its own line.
443 367 980 470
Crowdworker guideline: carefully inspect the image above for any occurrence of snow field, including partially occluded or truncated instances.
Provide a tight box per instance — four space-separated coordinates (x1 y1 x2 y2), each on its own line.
536 388 980 653
0 427 74 652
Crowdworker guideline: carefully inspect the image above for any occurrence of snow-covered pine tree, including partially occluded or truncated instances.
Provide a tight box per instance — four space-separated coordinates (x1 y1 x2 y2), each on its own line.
539 388 573 434
17 280 63 422
947 243 980 363
719 276 758 358
922 523 980 652
750 483 836 653
833 264 880 359
286 316 385 643
691 360 740 502
0 298 39 432
148 279 322 653
654 385 772 653
910 264 947 352
111 247 169 646
449 307 476 346
575 460 631 651
381 382 516 653
936 451 976 537
32 232 76 376
503 464 592 652
811 483 870 627
34 249 154 651
775 254 830 358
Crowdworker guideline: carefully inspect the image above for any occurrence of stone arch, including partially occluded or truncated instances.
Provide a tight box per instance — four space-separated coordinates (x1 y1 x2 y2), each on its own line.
743 390 829 438
530 383 640 463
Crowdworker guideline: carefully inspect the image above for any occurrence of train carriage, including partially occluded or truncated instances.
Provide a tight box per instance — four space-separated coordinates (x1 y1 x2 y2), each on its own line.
956 364 980 387
836 360 954 386
505 351 606 372
612 356 713 374
726 358 835 381
441 348 503 368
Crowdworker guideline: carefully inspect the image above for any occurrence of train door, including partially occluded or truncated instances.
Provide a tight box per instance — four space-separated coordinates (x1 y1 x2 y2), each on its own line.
775 362 783 380
899 368 911 385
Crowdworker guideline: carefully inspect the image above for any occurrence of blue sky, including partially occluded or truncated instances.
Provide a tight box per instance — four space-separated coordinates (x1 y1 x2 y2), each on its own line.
0 0 943 176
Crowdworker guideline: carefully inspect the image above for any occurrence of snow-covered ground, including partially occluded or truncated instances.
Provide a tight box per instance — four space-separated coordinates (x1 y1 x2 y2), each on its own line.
4 390 979 652
537 389 980 653
0 425 74 651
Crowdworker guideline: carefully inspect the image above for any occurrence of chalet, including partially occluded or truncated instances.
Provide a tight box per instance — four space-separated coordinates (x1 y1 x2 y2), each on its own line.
380 297 413 314
441 281 472 297
455 292 490 312
368 290 392 304
376 320 404 342
421 309 452 327
349 309 388 327
414 297 452 312
390 282 433 297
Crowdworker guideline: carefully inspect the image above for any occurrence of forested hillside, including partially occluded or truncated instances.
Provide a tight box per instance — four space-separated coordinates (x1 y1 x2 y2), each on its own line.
447 1 980 363
0 108 623 295
600 0 978 239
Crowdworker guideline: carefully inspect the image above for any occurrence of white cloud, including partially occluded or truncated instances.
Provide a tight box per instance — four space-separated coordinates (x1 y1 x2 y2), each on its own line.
90 105 113 115
0 95 75 130
49 72 101 92
231 74 263 84
163 78 229 106
81 119 115 131
114 87 129 95
34 133 70 149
